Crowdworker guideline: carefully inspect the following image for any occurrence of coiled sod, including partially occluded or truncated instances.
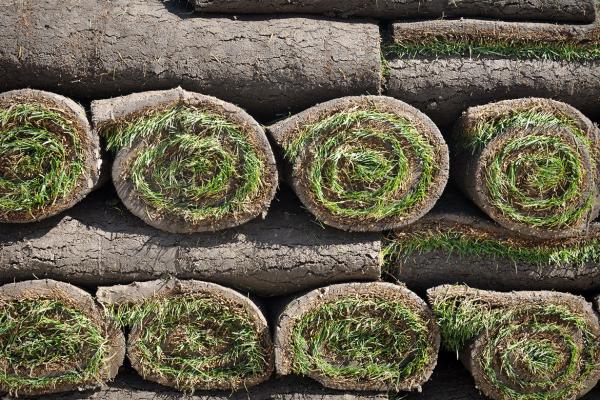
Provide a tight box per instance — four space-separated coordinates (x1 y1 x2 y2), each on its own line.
101 280 273 391
100 93 277 233
428 285 600 400
0 90 98 223
452 98 600 239
276 283 440 391
271 96 448 231
0 280 124 396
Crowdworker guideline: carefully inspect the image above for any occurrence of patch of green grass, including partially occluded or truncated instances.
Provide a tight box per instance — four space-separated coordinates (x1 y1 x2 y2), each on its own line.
430 289 599 400
101 106 265 223
383 229 600 269
110 295 269 391
383 40 600 62
0 299 108 395
285 110 439 221
0 103 85 218
291 297 433 390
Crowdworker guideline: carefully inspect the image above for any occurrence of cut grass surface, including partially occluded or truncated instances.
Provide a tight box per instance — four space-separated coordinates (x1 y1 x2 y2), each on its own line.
285 109 438 221
0 299 108 396
291 297 433 391
110 295 269 391
383 227 600 269
102 106 265 223
0 103 85 218
430 288 599 400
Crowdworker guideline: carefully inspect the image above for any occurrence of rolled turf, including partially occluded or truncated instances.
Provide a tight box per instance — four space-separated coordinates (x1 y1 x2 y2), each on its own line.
427 285 600 400
92 88 278 233
0 89 101 223
450 98 600 239
275 282 440 392
385 189 600 293
385 19 600 128
97 279 273 392
268 96 449 232
0 0 381 121
0 279 125 397
191 0 596 23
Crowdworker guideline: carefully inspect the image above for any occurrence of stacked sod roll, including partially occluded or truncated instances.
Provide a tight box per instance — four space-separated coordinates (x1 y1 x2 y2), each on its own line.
428 285 600 400
269 96 449 232
0 89 101 223
0 280 125 396
450 98 600 239
275 282 440 391
97 279 273 391
92 88 278 233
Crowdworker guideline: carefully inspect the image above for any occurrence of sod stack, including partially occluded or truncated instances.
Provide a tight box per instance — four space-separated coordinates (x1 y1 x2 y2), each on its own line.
385 189 600 292
275 282 440 392
0 89 101 223
385 15 600 127
0 0 381 120
0 279 125 397
92 88 278 233
428 285 600 400
268 96 449 232
97 279 273 392
192 0 596 22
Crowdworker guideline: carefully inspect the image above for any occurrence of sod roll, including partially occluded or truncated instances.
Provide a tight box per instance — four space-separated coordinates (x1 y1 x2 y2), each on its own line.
449 98 600 239
0 89 101 223
268 96 449 232
93 88 278 233
0 279 125 397
191 0 596 23
0 0 381 121
428 285 600 400
97 279 273 391
385 19 600 128
275 282 440 392
386 189 600 293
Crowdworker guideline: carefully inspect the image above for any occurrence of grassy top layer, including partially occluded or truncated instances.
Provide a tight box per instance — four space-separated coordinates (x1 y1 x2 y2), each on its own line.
291 297 433 391
0 103 85 219
110 294 269 391
0 299 108 395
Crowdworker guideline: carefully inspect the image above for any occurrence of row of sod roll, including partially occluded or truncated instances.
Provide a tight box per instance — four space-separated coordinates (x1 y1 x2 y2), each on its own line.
3 278 600 400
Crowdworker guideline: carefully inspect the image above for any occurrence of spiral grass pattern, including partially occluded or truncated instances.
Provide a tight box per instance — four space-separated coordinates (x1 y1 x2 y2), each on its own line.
112 293 272 391
429 285 600 400
101 97 276 233
277 97 448 231
277 283 439 391
454 99 600 238
0 101 87 222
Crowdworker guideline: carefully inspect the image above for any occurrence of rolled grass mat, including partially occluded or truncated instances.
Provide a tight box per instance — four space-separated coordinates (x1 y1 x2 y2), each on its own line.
0 0 381 121
449 98 600 239
191 0 595 23
0 89 101 223
0 279 125 397
97 279 273 391
427 285 600 400
384 19 600 128
0 187 381 297
384 189 600 293
275 282 440 391
268 96 449 232
92 88 278 233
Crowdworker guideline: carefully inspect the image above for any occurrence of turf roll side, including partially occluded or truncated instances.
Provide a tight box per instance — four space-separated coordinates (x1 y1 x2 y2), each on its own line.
427 285 600 400
97 279 273 392
268 96 449 232
0 89 101 223
0 279 125 396
275 282 440 391
92 88 278 233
